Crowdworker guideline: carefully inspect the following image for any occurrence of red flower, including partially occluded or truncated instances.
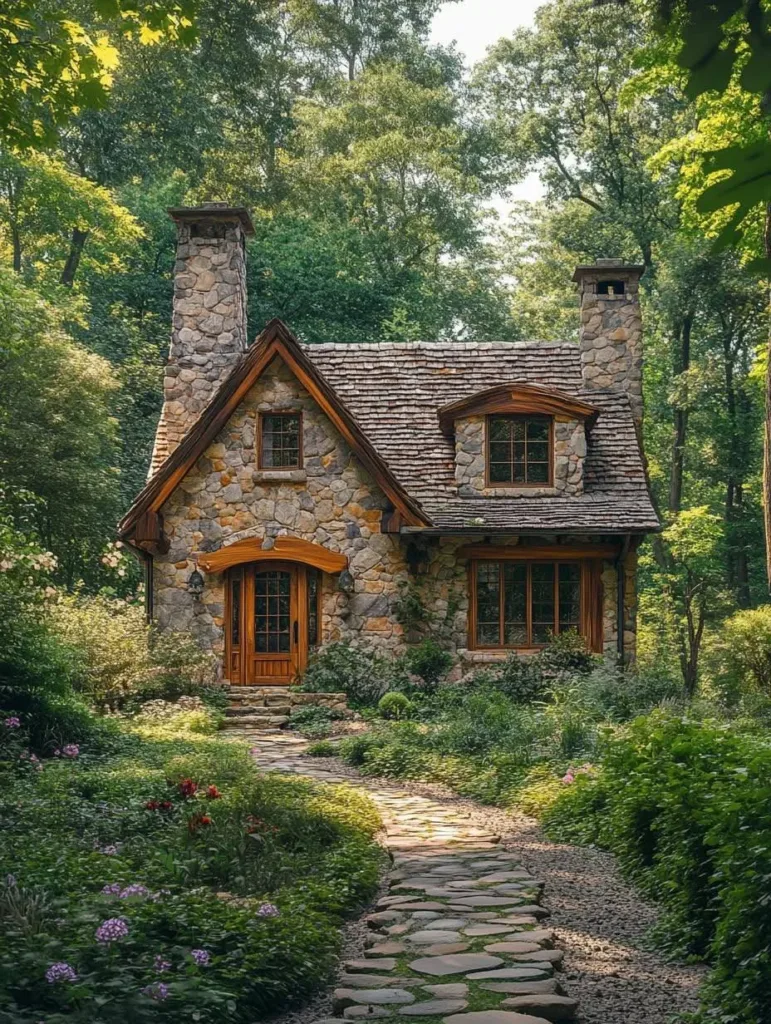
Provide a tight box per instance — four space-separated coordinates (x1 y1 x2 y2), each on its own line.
160 800 173 811
199 815 212 826
145 800 160 811
206 785 222 800
178 778 198 799
188 812 213 833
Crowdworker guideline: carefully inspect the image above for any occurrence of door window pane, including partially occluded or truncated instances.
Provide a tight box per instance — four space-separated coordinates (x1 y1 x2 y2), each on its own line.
307 569 319 648
254 570 291 653
231 578 241 647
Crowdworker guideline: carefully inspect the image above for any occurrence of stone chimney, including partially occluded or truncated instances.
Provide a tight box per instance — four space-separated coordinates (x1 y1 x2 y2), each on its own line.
573 259 644 428
150 202 255 474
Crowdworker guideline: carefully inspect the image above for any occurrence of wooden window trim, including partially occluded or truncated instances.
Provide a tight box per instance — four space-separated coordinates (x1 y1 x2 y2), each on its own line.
257 411 303 470
468 558 603 653
485 414 554 488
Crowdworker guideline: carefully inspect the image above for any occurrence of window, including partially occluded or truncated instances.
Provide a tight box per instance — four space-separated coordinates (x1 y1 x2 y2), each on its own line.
487 416 552 486
472 561 582 649
307 568 320 648
259 413 302 469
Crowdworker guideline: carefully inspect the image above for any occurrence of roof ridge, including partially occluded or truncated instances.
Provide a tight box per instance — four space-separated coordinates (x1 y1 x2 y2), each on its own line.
301 340 579 351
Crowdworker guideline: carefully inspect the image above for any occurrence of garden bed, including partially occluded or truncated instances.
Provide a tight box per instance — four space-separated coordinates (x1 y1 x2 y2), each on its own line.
0 712 384 1023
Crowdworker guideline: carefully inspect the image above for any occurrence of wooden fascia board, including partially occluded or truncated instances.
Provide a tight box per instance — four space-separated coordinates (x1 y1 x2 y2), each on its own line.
457 543 621 561
118 321 430 539
438 384 600 434
196 536 348 574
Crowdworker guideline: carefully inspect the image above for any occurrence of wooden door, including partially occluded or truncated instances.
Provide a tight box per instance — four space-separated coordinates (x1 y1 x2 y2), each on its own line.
226 562 322 685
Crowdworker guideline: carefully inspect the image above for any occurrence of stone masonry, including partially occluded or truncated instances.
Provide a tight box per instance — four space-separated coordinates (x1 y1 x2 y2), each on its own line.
150 204 253 474
454 417 585 498
574 260 644 428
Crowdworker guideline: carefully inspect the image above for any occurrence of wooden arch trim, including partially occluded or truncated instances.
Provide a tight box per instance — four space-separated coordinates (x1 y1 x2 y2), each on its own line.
195 536 348 574
118 318 430 544
438 383 600 434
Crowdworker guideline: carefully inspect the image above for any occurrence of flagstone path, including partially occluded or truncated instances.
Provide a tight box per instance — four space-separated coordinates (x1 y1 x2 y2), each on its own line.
246 732 578 1024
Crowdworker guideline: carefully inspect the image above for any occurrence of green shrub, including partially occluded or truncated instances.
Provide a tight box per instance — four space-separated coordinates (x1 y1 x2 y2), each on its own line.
540 712 771 1023
405 638 453 690
287 703 343 738
537 629 598 675
300 642 405 706
706 604 771 700
306 740 337 757
377 692 414 720
486 654 545 703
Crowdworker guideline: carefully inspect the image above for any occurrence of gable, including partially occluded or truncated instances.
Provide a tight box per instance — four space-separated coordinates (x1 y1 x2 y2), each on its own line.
118 320 429 545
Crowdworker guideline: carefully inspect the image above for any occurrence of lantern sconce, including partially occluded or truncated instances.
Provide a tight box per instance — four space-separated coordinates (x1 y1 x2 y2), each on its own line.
188 568 205 600
337 568 354 594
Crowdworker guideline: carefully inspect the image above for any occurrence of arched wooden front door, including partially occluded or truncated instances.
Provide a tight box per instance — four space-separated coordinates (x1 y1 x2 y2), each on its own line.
225 561 320 685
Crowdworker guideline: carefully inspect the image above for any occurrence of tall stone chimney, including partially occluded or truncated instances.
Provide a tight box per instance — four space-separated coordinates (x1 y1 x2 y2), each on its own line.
150 203 255 474
573 259 644 428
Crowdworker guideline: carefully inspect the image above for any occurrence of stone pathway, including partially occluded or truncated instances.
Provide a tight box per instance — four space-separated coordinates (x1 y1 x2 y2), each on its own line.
246 733 578 1024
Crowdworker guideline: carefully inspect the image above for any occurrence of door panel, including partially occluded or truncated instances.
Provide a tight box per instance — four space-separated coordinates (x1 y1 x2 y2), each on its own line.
246 562 298 684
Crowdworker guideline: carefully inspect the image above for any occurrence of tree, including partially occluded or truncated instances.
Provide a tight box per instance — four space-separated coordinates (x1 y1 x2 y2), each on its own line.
0 0 197 150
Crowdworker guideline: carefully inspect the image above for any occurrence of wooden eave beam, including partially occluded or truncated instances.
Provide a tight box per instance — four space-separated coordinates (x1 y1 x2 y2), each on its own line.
438 383 600 435
195 536 348 574
458 542 621 561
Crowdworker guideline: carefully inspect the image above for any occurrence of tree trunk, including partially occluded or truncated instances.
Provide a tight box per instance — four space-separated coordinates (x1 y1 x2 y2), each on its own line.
669 315 692 513
60 227 90 288
763 201 771 589
10 222 21 272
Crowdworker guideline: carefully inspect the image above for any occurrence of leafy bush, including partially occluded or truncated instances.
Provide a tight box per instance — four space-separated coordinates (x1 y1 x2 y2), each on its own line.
51 595 218 709
405 638 453 690
377 691 414 720
540 713 771 1023
306 740 337 757
706 604 771 700
286 703 343 738
537 629 598 675
299 641 407 706
485 654 545 703
0 720 382 1023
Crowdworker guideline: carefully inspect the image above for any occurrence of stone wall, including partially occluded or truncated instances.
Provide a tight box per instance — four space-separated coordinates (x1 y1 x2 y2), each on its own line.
454 415 585 497
150 205 250 474
153 357 636 675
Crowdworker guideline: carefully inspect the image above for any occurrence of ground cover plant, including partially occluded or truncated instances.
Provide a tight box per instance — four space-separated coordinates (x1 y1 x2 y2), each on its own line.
0 706 383 1024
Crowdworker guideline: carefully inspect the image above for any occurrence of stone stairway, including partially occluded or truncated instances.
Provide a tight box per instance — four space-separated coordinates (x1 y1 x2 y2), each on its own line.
222 687 350 732
223 687 292 730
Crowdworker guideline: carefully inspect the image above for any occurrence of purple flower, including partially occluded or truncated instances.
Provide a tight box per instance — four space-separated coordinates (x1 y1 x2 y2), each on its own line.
62 744 79 758
4 716 20 729
5 874 17 887
141 982 169 1001
257 902 280 918
95 917 129 943
190 949 210 966
153 954 172 973
119 884 149 899
46 962 77 984
101 882 122 895
99 844 119 856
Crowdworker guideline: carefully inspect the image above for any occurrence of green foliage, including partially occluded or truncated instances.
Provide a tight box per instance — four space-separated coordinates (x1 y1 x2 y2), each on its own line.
0 720 382 1022
299 641 409 706
541 712 771 1023
286 703 344 739
405 637 453 690
706 603 771 699
377 691 415 720
306 739 337 758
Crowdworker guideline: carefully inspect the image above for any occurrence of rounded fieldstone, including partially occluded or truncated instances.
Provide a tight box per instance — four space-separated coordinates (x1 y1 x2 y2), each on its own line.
408 931 464 945
500 996 578 1021
442 1013 554 1024
483 943 543 955
403 1001 468 1016
333 988 415 1009
464 968 551 982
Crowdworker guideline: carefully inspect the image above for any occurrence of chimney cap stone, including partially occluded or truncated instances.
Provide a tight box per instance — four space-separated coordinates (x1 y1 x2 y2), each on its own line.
572 259 644 282
168 204 255 236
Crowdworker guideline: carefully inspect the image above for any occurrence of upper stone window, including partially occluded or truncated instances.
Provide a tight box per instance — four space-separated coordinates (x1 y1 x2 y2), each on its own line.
487 415 552 486
259 413 302 469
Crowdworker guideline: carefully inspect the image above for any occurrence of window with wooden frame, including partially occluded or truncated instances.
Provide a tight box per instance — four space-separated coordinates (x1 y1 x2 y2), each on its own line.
486 415 553 486
258 412 302 469
470 560 594 650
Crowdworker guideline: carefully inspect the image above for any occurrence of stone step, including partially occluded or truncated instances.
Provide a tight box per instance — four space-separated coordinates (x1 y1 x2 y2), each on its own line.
222 714 290 729
225 705 291 717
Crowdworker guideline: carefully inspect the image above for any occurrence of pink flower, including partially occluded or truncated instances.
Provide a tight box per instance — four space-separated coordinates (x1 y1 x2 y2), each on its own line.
257 902 280 918
561 772 575 785
62 744 79 758
3 716 20 729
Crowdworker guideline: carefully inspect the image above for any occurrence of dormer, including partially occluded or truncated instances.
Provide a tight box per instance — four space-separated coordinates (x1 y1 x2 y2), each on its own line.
437 384 599 498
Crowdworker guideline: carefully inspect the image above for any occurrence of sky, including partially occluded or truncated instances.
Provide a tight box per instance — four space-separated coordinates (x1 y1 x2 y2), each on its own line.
429 0 545 209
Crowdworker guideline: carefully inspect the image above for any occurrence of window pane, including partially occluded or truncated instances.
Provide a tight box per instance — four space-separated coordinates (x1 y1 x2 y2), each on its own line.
307 569 319 648
476 563 500 646
489 460 512 483
527 461 550 484
558 564 581 632
527 420 550 443
261 414 300 468
255 570 292 654
503 564 527 646
231 579 241 647
489 418 511 442
531 564 555 645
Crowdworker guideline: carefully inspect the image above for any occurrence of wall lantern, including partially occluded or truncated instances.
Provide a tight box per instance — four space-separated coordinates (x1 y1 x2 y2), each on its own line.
337 568 354 594
188 569 205 599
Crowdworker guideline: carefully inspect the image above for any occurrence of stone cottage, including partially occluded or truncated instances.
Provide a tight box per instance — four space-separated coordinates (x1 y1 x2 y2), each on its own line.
118 203 659 685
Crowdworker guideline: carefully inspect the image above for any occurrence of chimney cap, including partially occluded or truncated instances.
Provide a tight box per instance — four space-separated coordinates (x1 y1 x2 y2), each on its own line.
168 204 255 236
572 259 644 282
